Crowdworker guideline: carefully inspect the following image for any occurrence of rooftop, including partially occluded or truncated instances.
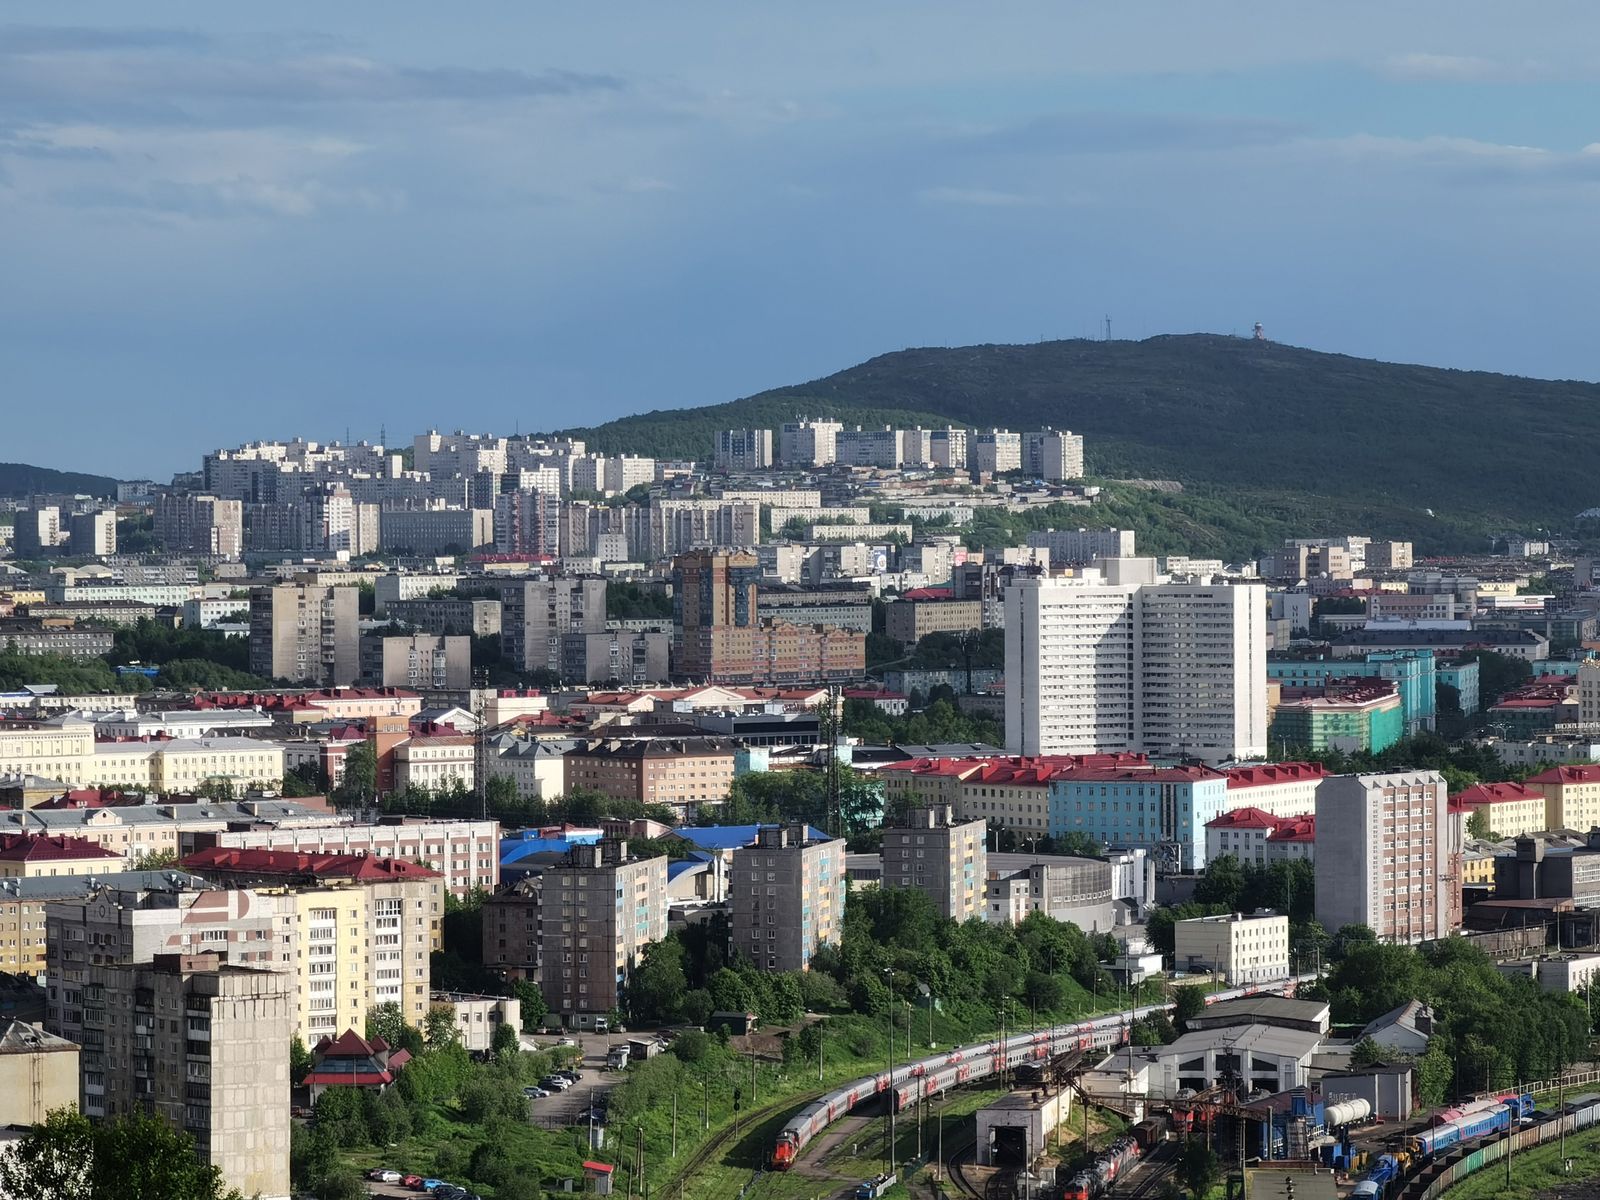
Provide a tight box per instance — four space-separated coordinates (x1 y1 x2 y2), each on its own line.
181 846 441 882
1205 806 1282 831
1223 762 1329 789
0 833 120 863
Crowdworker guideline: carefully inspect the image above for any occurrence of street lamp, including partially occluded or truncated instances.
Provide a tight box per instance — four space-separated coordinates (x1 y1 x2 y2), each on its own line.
883 967 897 1177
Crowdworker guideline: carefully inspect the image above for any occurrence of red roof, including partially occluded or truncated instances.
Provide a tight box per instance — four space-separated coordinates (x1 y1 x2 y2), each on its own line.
181 846 441 881
1205 806 1282 831
900 588 954 601
1267 815 1316 843
1527 765 1600 785
583 1163 614 1175
881 753 1149 783
1451 781 1542 808
1223 762 1328 790
1060 765 1225 784
0 833 121 862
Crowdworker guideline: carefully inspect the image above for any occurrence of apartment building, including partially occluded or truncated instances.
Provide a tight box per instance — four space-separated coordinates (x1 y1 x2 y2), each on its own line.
377 507 493 555
482 877 541 981
0 1021 78 1127
249 583 361 686
493 489 560 556
501 577 608 674
386 596 502 638
0 832 122 878
881 805 987 921
539 843 667 1027
969 429 1022 475
1024 528 1136 565
359 632 471 690
1450 781 1548 839
90 735 287 793
179 847 443 1039
673 549 865 683
731 825 844 972
1022 429 1085 482
84 953 291 1200
0 620 115 659
1204 807 1284 867
486 737 572 802
1314 771 1460 944
1048 765 1231 871
1269 681 1405 754
884 597 984 648
68 510 117 557
1004 562 1267 764
1527 764 1600 832
12 507 62 556
45 884 284 1044
1220 762 1328 819
154 494 244 558
1173 912 1291 984
4 868 208 979
200 817 499 900
779 419 843 467
714 429 774 472
563 738 737 818
984 853 1115 931
1366 541 1415 571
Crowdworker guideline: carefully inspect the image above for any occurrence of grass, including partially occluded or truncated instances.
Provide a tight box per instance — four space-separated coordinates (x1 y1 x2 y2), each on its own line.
1442 1128 1600 1200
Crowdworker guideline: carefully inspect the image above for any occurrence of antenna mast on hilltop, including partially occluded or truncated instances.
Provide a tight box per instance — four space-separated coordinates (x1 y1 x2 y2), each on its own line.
1253 322 1267 341
1103 315 1111 342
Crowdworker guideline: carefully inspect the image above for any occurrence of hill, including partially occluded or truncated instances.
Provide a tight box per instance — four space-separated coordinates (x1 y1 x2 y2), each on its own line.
563 334 1597 558
0 462 118 500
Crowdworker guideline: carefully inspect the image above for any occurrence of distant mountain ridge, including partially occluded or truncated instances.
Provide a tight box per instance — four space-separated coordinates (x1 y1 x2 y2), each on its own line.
563 334 1597 552
0 462 119 499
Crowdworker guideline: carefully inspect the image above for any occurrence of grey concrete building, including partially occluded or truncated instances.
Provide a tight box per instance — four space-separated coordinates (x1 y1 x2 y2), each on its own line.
731 825 845 972
68 510 117 557
985 853 1115 932
360 631 472 690
377 507 493 555
85 952 292 1200
560 629 670 685
248 582 360 686
539 842 667 1027
881 805 987 921
501 577 607 675
483 876 541 982
385 596 502 638
154 494 244 558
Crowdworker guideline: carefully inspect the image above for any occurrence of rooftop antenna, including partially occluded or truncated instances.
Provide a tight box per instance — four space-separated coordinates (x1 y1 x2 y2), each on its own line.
1103 315 1111 342
344 425 351 446
380 424 387 448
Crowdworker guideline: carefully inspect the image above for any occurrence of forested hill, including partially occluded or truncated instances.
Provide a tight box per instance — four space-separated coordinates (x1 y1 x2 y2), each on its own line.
564 335 1600 551
0 462 118 499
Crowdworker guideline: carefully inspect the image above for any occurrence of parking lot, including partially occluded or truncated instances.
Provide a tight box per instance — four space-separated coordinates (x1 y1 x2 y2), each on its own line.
361 1032 648 1196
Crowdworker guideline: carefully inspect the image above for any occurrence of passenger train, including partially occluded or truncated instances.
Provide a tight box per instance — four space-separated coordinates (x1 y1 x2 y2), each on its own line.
768 977 1305 1170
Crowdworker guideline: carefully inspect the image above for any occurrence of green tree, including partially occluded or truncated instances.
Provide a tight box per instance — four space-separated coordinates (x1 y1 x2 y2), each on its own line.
1194 854 1246 909
290 1033 313 1083
629 936 689 1023
1465 807 1495 840
510 979 548 1031
0 1108 246 1200
1172 984 1206 1031
492 1019 522 1065
336 741 377 805
365 1001 409 1047
1179 1141 1219 1198
1351 1036 1387 1067
130 848 179 871
424 1003 462 1047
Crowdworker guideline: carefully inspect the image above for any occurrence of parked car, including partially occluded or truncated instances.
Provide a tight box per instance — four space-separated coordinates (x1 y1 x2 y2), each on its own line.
291 1106 314 1120
524 1086 551 1099
420 1181 445 1193
540 1076 573 1091
402 1176 424 1190
436 1187 468 1200
367 1168 403 1183
555 1070 581 1083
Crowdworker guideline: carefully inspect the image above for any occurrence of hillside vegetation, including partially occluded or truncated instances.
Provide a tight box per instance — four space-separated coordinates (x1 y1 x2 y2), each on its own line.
0 461 118 499
565 335 1598 554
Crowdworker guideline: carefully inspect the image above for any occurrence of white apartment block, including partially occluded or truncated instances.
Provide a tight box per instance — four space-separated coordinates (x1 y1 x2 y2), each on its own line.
1314 771 1461 944
779 419 844 467
929 427 968 469
970 430 1022 475
392 735 476 794
1023 429 1085 482
1173 912 1290 984
1004 561 1267 763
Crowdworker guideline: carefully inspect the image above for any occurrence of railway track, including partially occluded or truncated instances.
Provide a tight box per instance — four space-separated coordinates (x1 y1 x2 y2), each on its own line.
661 1083 836 1200
1113 1142 1177 1199
948 1141 985 1200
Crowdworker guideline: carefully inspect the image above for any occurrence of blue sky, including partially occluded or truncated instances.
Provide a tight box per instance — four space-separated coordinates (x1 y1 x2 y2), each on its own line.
5 2 1600 476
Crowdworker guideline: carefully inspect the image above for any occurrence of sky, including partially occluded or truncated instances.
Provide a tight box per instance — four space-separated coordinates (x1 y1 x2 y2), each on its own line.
5 2 1600 477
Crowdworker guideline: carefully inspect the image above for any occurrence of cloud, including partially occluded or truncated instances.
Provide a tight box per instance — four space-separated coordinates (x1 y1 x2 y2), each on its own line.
918 186 1043 208
957 111 1301 158
1378 52 1553 83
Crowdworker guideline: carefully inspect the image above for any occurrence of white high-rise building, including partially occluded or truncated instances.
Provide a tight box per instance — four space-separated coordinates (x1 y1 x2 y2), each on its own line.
778 419 843 467
1005 559 1267 764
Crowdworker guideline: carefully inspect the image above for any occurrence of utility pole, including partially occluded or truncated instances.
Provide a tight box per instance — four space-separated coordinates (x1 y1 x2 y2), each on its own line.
672 1091 678 1158
884 967 897 1176
473 667 490 820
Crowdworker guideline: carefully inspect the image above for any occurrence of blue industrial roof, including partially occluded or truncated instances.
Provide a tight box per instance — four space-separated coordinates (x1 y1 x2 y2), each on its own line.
667 859 707 882
670 824 829 851
501 837 591 865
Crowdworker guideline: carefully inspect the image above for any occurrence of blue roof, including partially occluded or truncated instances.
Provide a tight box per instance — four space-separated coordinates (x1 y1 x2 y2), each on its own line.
670 824 829 851
501 837 587 865
667 860 707 882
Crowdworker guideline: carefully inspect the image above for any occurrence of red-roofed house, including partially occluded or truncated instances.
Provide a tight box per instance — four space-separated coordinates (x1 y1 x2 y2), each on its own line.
1265 814 1315 863
1205 806 1284 866
1449 781 1547 839
1527 764 1600 831
299 1029 412 1102
0 832 123 877
880 753 1150 835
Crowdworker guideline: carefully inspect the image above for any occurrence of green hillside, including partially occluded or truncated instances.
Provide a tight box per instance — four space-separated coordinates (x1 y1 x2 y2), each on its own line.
0 462 118 499
563 334 1596 557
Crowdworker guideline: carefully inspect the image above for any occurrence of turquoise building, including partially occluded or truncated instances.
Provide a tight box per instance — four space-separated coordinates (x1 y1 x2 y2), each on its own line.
1267 650 1437 733
1048 767 1230 871
1435 659 1481 715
